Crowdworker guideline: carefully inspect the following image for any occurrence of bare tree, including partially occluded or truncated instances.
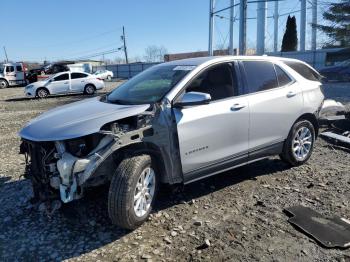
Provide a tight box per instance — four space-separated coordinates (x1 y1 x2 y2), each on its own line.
113 56 125 64
143 45 168 62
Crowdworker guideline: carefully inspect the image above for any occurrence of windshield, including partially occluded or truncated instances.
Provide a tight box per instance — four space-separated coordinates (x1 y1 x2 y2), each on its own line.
107 64 195 104
94 70 102 74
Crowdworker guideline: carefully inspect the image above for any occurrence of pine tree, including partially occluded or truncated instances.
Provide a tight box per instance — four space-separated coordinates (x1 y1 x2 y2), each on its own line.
281 15 298 52
316 0 350 48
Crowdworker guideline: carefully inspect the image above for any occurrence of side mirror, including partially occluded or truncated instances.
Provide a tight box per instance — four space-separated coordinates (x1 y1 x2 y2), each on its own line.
174 91 211 108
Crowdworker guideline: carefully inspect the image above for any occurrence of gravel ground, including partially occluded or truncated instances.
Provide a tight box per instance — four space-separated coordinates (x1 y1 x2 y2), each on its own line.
0 81 349 261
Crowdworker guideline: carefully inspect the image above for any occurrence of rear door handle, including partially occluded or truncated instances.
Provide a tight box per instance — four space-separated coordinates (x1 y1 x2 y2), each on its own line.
286 91 297 98
64 82 69 84
231 103 246 111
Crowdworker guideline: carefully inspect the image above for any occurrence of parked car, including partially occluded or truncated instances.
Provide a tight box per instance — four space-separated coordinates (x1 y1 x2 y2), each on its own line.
19 56 324 229
94 69 114 80
0 62 26 88
319 59 350 82
27 63 70 83
24 71 104 98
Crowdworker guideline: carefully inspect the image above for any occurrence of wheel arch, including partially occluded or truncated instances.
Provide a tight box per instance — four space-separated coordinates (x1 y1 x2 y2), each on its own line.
112 142 170 184
0 78 9 85
295 113 319 137
85 83 96 89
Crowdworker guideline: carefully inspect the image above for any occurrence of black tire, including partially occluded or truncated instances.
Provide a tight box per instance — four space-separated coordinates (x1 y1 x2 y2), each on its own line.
280 120 315 166
36 88 49 98
0 79 9 89
84 84 95 95
108 154 158 230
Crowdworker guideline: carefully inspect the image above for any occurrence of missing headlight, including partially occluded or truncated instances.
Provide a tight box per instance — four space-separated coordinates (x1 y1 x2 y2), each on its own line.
65 133 104 157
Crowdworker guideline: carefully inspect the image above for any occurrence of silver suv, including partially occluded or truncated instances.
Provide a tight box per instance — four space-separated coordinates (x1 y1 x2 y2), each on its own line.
19 56 324 229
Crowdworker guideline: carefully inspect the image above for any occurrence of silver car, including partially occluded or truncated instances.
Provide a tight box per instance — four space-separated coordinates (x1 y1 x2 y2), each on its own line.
24 71 105 98
19 56 324 229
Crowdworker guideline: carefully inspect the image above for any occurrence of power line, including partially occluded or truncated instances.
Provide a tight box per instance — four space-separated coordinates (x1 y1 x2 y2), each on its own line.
57 43 120 59
25 27 122 49
73 48 123 61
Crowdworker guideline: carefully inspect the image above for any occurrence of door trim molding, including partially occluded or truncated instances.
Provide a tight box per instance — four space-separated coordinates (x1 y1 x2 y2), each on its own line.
183 140 284 185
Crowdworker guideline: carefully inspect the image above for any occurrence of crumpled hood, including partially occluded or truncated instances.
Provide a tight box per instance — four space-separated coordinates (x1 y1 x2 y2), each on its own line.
19 97 150 141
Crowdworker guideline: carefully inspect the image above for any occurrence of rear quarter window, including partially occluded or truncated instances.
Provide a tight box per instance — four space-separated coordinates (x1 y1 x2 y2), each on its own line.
283 61 320 81
274 65 293 87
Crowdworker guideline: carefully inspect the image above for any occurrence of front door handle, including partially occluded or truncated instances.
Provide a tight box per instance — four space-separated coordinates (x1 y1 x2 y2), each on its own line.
231 103 246 111
286 91 297 98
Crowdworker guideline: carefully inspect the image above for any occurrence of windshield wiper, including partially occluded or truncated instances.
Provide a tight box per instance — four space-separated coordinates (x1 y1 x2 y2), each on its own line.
107 96 134 105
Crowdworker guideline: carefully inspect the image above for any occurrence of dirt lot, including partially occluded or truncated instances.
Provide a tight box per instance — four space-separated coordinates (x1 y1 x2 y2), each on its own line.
0 82 350 261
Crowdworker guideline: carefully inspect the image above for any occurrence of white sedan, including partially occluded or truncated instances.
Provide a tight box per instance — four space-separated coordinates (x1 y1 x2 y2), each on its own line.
25 72 105 98
93 69 114 80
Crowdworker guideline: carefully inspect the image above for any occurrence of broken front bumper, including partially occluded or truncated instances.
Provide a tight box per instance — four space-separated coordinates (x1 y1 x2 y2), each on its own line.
21 134 115 204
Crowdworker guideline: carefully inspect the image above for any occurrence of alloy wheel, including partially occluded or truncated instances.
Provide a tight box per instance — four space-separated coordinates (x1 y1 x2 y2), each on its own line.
133 167 156 217
292 126 312 161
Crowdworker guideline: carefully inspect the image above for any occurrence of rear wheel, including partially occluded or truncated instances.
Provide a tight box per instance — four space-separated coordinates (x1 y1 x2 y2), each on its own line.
0 79 8 89
280 120 315 166
108 155 158 230
84 84 95 95
36 88 49 98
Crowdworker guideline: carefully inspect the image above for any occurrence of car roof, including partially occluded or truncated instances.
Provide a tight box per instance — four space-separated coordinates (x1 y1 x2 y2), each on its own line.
162 55 305 66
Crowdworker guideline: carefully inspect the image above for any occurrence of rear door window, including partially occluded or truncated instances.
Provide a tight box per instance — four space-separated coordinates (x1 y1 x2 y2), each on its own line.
283 61 320 81
242 61 278 93
274 65 293 87
16 65 23 72
71 72 88 79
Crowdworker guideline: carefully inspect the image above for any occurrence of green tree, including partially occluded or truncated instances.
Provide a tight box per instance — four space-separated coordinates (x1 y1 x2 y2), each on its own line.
281 16 298 52
316 0 350 48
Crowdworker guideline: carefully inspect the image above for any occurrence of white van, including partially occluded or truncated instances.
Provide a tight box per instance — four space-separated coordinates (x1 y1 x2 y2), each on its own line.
0 63 26 88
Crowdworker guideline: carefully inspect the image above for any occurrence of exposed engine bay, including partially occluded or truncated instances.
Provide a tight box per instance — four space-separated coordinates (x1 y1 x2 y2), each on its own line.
20 111 160 211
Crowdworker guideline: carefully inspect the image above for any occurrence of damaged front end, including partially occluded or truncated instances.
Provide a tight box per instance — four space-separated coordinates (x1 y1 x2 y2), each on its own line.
20 110 157 210
20 133 114 206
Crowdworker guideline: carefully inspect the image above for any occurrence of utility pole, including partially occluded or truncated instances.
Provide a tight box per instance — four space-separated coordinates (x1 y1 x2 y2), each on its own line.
208 0 215 56
3 46 8 62
311 0 317 51
273 0 279 52
229 0 235 55
256 0 267 55
239 0 246 55
300 0 307 51
122 26 129 64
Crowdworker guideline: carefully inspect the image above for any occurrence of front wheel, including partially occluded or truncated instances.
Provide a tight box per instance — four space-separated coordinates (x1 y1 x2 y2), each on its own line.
0 79 9 89
36 88 49 98
280 120 315 166
108 155 158 230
